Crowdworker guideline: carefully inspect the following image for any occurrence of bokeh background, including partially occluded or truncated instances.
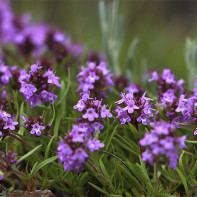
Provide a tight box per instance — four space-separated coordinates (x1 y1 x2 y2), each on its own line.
10 0 197 80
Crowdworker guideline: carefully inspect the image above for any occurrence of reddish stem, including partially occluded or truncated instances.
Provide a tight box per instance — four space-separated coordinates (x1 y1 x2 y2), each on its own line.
9 133 33 149
87 159 109 186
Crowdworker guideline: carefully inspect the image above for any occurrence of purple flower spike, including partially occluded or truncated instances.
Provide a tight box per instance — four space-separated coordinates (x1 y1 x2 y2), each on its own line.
115 91 154 125
57 123 104 173
77 61 114 97
20 64 61 107
140 121 186 170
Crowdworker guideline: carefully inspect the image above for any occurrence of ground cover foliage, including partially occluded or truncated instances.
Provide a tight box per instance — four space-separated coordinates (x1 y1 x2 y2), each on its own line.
0 0 197 197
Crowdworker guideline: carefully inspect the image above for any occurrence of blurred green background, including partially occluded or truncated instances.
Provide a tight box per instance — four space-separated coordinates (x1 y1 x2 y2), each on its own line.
11 0 197 80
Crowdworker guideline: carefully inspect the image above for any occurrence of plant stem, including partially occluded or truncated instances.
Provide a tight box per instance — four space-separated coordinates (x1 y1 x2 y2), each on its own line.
101 150 144 187
135 123 143 156
87 159 109 186
153 162 158 196
0 160 6 169
9 133 33 149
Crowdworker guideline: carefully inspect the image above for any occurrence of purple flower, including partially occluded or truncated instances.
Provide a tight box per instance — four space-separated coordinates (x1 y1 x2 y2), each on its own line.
142 150 154 164
73 100 86 112
77 61 114 97
0 174 4 181
57 142 73 164
0 111 11 121
137 115 150 125
101 105 112 118
30 123 45 136
73 92 112 137
194 128 197 135
161 89 176 106
115 91 154 125
82 108 99 122
125 83 140 93
140 121 186 170
44 70 62 88
72 148 89 164
20 82 37 98
40 90 57 104
162 69 175 84
57 124 105 173
29 64 42 74
20 64 61 107
57 135 88 173
148 71 159 82
86 140 104 152
3 119 18 130
0 151 18 169
116 92 139 113
140 133 158 146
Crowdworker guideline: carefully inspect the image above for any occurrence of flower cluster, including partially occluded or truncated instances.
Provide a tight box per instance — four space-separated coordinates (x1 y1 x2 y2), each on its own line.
57 91 109 172
0 151 17 180
73 91 112 139
0 110 18 138
115 91 154 125
148 69 184 99
57 125 104 173
77 61 114 97
0 0 105 68
148 69 188 125
0 58 12 87
19 64 62 107
140 121 186 169
21 114 51 136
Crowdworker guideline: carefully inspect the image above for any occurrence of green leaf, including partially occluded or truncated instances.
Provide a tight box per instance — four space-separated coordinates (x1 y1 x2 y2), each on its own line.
78 172 88 186
128 123 139 137
188 160 197 178
45 136 55 159
19 102 25 135
99 160 112 186
131 189 141 197
49 104 55 125
186 140 197 144
17 145 42 164
57 70 71 105
176 167 189 195
124 191 133 197
104 124 118 151
88 182 109 195
158 194 177 197
138 157 153 194
30 155 58 177
30 162 38 176
178 151 185 173
113 137 139 156
117 134 140 154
